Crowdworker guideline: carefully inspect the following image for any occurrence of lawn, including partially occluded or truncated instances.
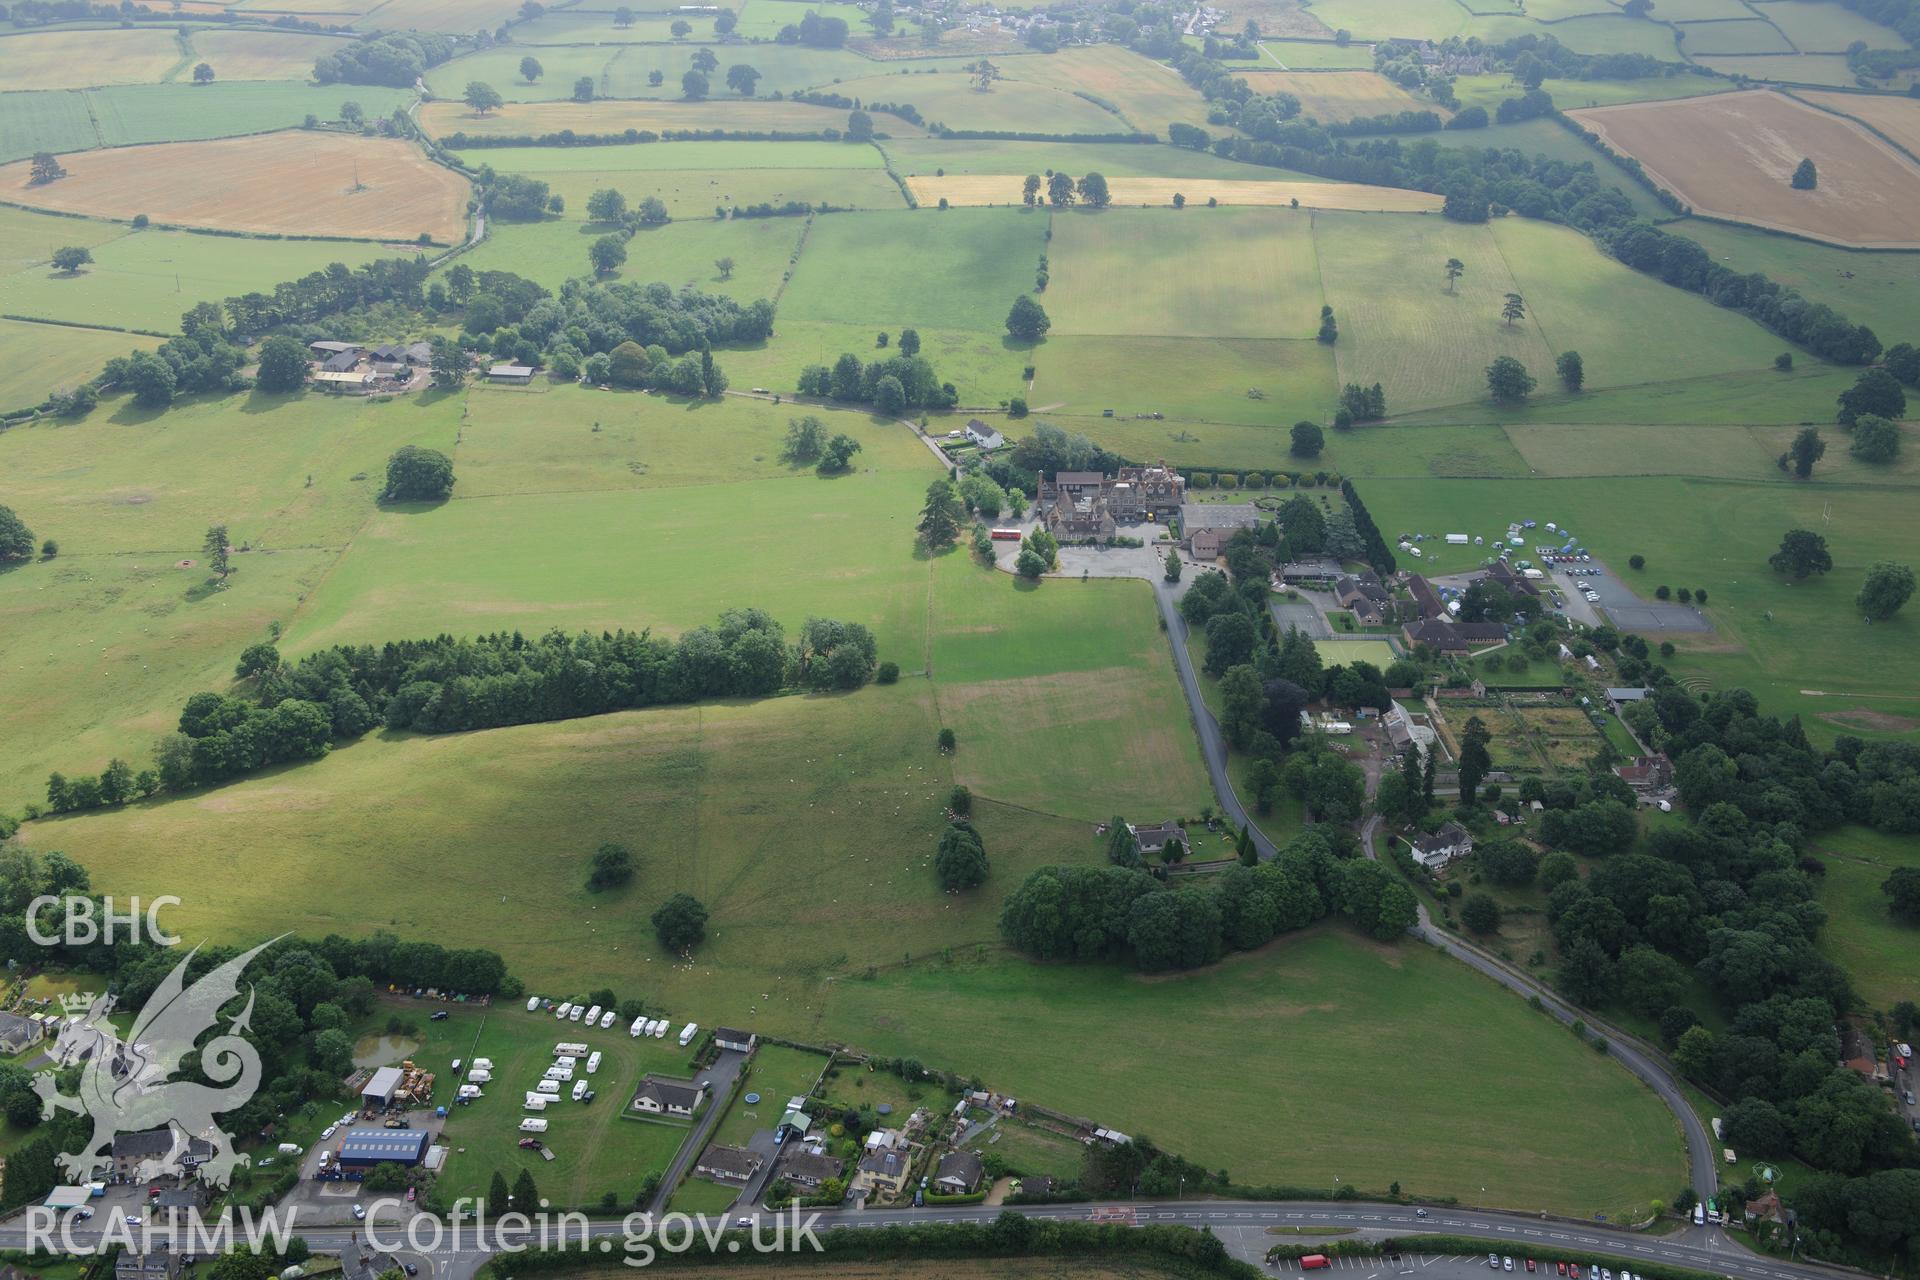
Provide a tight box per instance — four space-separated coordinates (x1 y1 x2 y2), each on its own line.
1311 638 1398 667
707 1044 830 1147
1046 206 1324 339
778 207 1047 331
819 928 1685 1214
1807 825 1920 1010
2 225 413 334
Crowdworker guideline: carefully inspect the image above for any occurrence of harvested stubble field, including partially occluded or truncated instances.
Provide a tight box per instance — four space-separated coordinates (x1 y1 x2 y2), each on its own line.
904 173 1443 211
0 28 184 91
1228 68 1444 122
186 30 357 80
0 132 470 242
1799 90 1920 158
417 98 910 139
1567 90 1920 247
995 44 1217 131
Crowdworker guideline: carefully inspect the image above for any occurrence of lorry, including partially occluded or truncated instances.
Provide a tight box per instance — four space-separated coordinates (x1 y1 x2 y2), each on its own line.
518 1118 549 1133
679 1022 699 1047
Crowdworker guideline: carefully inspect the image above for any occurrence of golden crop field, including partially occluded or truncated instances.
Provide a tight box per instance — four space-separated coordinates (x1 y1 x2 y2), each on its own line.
417 97 923 139
189 30 356 81
0 27 185 90
1800 89 1920 159
905 173 1445 212
1233 68 1445 122
0 132 471 242
998 44 1218 131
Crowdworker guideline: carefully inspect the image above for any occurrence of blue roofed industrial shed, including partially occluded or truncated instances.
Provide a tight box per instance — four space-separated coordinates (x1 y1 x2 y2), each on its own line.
337 1130 430 1168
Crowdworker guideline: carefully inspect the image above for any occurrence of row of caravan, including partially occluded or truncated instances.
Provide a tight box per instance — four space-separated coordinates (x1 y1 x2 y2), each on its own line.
548 1002 619 1029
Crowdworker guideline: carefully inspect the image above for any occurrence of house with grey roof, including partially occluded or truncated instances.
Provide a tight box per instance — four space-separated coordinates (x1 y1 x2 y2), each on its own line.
933 1150 985 1194
631 1075 705 1118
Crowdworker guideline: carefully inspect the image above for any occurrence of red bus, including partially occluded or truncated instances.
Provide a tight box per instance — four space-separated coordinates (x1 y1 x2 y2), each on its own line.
990 528 1024 541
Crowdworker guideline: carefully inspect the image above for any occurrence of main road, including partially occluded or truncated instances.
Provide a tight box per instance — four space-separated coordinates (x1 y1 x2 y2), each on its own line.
2 1199 1831 1280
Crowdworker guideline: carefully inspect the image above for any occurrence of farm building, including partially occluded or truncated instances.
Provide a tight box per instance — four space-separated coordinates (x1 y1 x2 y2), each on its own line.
314 370 372 391
714 1027 756 1053
362 1066 405 1108
308 340 359 355
1407 822 1473 871
0 1010 45 1054
632 1075 706 1117
964 419 1004 451
1126 820 1188 857
932 1151 985 1194
319 350 361 374
488 364 534 384
404 341 434 365
337 1129 431 1169
694 1145 764 1182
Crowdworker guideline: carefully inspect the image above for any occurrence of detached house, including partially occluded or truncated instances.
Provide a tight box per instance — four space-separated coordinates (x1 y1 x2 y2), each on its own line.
1614 754 1673 791
932 1151 985 1195
1407 822 1473 871
695 1145 764 1183
1037 462 1187 543
964 419 1005 451
1127 820 1188 859
631 1075 705 1118
853 1148 913 1199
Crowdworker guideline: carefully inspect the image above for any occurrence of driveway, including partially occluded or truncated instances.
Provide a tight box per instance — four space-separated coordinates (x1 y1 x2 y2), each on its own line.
644 1047 750 1214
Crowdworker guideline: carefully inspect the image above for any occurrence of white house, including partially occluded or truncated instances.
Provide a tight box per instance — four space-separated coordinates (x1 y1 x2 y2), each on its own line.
963 419 1005 451
631 1075 705 1118
1407 821 1473 871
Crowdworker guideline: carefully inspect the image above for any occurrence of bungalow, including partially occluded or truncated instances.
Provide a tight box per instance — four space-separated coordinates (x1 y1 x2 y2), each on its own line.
694 1145 764 1183
713 1027 756 1054
631 1075 705 1118
963 419 1004 451
852 1148 913 1199
1407 821 1473 871
0 1010 44 1055
1404 574 1444 620
1333 571 1392 626
1126 820 1187 858
1187 527 1227 561
776 1150 844 1190
1614 754 1673 791
488 364 535 384
932 1151 985 1195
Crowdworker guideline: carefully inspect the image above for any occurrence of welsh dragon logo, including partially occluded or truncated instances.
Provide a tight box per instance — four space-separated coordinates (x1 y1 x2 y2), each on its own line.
34 938 283 1189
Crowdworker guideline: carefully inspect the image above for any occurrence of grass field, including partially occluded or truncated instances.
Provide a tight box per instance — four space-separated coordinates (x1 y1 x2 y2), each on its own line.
0 82 407 164
1448 71 1728 112
730 0 871 39
419 97 905 140
1569 90 1920 247
1031 335 1336 426
778 207 1046 331
1256 39 1379 68
880 138 1300 180
994 44 1217 132
424 44 876 102
1666 219 1920 340
456 215 808 295
1690 53 1868 84
721 319 1030 406
1751 0 1912 48
0 318 160 414
1233 69 1442 122
2 224 412 333
356 0 530 32
907 174 1444 211
1047 207 1323 339
1395 363 1862 427
1674 19 1797 55
819 929 1684 1214
827 72 1130 134
0 132 469 241
0 28 185 91
1808 825 1920 1009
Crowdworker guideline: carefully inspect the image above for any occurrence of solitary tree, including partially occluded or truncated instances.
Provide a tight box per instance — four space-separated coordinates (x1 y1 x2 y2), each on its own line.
716 11 737 34
588 234 627 276
192 62 215 84
691 48 719 73
1005 294 1050 342
29 152 66 184
383 445 456 502
50 246 92 274
1777 425 1826 479
614 6 633 26
574 76 595 102
340 100 365 126
918 478 966 548
651 893 710 952
1857 561 1914 620
203 525 232 580
1791 158 1817 190
1047 172 1074 207
0 505 36 562
1501 292 1526 327
519 56 544 82
681 69 709 100
671 18 692 36
586 188 627 223
1022 174 1042 205
847 109 874 141
1769 528 1832 578
586 843 635 892
714 256 735 280
725 64 761 96
898 328 920 357
1556 350 1584 392
464 81 503 115
1290 420 1325 458
1486 355 1536 404
1164 548 1182 583
1076 172 1111 208
1444 257 1464 292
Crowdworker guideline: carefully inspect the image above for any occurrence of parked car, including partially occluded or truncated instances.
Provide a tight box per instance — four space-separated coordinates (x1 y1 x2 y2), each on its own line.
1488 1255 1500 1269
1527 1261 1537 1273
125 1216 143 1227
352 1205 366 1221
431 1010 449 1021
406 1187 416 1202
1503 1258 1514 1272
1557 1264 1567 1276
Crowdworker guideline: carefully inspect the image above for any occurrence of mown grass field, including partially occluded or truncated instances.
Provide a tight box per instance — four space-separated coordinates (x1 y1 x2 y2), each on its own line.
779 207 1046 331
819 929 1684 1214
1674 19 1797 54
1256 39 1380 68
1447 71 1727 112
4 83 416 162
1235 69 1441 122
424 44 876 102
827 72 1127 134
418 98 905 140
0 318 159 414
1032 335 1335 426
2 224 412 334
1668 220 1920 340
457 215 808 295
1047 206 1323 339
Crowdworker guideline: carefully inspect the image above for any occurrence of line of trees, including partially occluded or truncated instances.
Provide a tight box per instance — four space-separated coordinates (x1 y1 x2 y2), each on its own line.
999 827 1416 973
796 349 958 412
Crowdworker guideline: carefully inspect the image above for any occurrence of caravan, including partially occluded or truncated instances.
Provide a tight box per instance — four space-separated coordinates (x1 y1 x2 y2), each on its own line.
536 1080 561 1095
630 1016 648 1038
586 1052 602 1074
584 1005 602 1025
526 996 541 1013
678 1022 699 1047
519 1118 549 1133
571 1079 589 1102
554 1002 571 1020
524 1093 548 1110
